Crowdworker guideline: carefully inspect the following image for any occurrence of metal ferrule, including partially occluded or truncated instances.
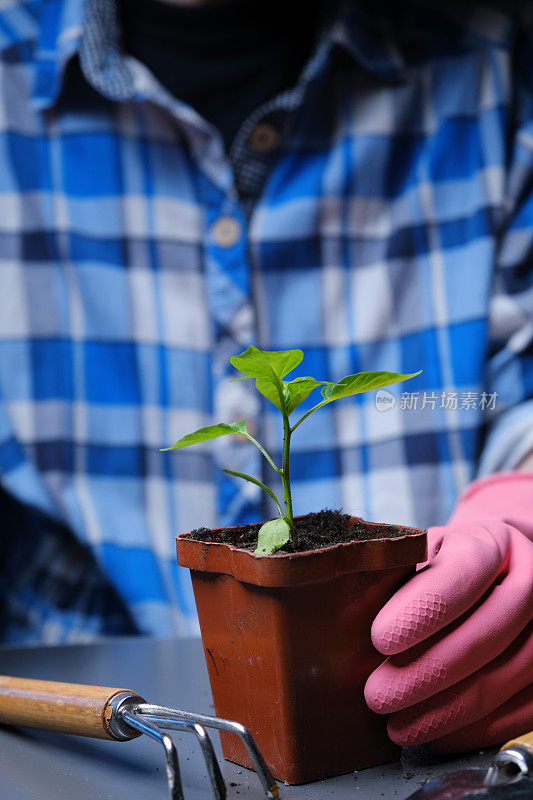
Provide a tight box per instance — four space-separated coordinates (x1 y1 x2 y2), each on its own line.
493 745 533 782
106 691 147 741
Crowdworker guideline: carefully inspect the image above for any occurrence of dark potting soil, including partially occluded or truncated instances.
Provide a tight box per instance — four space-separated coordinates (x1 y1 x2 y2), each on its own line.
188 509 415 554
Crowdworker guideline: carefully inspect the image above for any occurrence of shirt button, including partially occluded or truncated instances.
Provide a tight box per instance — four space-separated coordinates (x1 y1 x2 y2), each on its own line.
248 123 280 154
211 216 241 248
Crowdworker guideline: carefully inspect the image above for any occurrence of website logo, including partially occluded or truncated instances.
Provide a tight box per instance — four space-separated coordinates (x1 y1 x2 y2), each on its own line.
375 390 396 412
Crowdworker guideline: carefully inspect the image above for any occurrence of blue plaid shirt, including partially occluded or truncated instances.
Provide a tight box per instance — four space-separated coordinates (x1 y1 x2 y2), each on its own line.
1 0 532 643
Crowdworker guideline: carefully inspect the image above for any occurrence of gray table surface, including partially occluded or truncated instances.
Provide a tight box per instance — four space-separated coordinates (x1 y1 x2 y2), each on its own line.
0 636 495 800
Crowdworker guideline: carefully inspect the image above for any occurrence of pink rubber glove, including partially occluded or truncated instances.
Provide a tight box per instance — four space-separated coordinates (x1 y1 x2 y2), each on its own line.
364 472 533 752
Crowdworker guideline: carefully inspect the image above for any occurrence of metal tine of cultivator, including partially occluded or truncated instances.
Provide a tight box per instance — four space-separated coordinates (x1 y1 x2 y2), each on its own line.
136 704 279 799
131 705 226 800
121 709 184 800
122 704 226 800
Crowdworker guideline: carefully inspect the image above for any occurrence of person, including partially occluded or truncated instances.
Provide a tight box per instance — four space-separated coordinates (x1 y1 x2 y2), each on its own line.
0 0 531 753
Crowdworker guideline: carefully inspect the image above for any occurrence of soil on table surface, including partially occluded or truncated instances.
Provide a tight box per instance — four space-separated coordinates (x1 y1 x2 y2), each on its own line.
188 509 418 553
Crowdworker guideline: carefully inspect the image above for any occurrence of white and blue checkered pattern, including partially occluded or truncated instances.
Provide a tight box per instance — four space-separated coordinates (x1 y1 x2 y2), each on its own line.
0 0 532 643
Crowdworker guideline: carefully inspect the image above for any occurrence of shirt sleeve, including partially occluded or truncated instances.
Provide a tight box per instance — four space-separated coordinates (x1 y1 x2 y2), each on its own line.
477 16 533 476
0 483 139 644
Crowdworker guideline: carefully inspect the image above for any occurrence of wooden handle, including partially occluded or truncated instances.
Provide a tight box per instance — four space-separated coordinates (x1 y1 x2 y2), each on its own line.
501 731 533 757
0 675 136 740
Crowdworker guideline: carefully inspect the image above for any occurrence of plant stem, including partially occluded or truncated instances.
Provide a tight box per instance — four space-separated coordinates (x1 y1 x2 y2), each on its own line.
290 399 328 433
245 434 282 475
281 410 295 540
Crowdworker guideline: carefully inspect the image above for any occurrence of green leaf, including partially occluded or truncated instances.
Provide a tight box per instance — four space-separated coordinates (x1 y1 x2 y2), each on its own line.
161 421 249 450
283 377 328 414
249 375 326 414
230 346 303 411
291 370 422 431
320 371 422 403
222 469 283 517
253 378 284 411
230 346 303 381
226 373 289 426
255 517 291 555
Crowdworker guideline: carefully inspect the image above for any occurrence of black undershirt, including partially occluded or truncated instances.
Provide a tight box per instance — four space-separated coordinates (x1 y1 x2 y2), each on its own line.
119 0 331 152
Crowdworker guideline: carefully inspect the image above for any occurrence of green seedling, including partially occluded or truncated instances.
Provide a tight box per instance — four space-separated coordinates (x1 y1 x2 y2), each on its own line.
163 347 420 555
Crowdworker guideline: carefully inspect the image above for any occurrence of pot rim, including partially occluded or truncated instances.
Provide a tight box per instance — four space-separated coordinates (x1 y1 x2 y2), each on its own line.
176 515 427 587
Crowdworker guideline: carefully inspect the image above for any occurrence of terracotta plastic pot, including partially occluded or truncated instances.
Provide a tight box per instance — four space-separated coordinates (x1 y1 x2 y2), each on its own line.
176 517 427 784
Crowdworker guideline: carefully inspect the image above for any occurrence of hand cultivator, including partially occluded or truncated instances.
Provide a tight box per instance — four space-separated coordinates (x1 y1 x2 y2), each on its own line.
0 676 278 800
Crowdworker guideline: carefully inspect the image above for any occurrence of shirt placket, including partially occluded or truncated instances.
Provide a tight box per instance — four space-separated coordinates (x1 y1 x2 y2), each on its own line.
201 86 326 526
190 85 310 527
197 168 263 527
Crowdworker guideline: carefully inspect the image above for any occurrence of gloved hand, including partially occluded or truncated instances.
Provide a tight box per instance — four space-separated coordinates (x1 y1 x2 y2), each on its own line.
364 472 533 753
